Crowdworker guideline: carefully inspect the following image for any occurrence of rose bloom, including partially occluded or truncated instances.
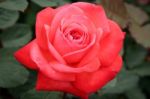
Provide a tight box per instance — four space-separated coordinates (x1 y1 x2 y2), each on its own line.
14 2 125 99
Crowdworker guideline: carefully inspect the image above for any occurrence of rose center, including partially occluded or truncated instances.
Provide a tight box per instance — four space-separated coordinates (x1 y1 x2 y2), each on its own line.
70 32 82 40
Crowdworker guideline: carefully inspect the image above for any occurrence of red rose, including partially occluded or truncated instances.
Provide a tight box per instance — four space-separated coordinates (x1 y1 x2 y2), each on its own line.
14 2 125 99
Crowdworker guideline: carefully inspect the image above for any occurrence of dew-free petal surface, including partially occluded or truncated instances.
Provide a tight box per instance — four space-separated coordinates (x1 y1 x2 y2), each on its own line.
36 72 88 99
73 56 122 94
36 7 55 49
99 20 125 66
14 40 37 69
30 42 75 81
73 2 110 33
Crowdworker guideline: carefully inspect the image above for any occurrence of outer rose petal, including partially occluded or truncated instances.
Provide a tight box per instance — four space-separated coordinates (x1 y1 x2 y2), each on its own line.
73 56 122 94
36 72 88 99
50 57 100 73
36 7 55 50
50 44 101 73
99 20 125 66
14 40 37 70
30 42 76 81
72 2 110 33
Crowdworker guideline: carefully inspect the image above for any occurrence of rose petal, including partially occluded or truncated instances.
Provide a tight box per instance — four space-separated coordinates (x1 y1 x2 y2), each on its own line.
73 2 110 33
63 23 88 45
53 29 83 56
99 20 125 66
14 40 37 70
60 14 95 47
61 19 88 35
63 34 96 63
50 57 100 73
36 7 55 49
53 16 94 57
78 43 100 66
44 25 66 64
50 5 84 42
73 56 122 94
30 42 75 81
36 72 88 99
61 14 96 36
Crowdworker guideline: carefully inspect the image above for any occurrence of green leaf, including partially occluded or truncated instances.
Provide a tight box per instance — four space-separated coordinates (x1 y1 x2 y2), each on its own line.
103 78 117 89
0 47 18 61
89 94 101 99
31 0 58 7
100 71 139 94
24 2 41 26
125 43 147 69
31 0 68 7
90 94 120 99
125 3 149 25
0 8 19 29
0 0 28 11
129 23 150 48
126 87 146 99
0 48 29 88
0 61 29 88
99 0 129 28
9 71 37 98
130 62 150 76
21 89 61 99
0 24 32 47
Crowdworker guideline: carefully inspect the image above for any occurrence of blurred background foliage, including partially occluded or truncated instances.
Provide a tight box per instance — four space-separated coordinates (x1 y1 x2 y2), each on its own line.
0 0 150 99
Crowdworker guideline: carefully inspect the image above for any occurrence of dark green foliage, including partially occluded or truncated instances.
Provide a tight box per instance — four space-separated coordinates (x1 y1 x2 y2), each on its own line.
0 0 150 99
